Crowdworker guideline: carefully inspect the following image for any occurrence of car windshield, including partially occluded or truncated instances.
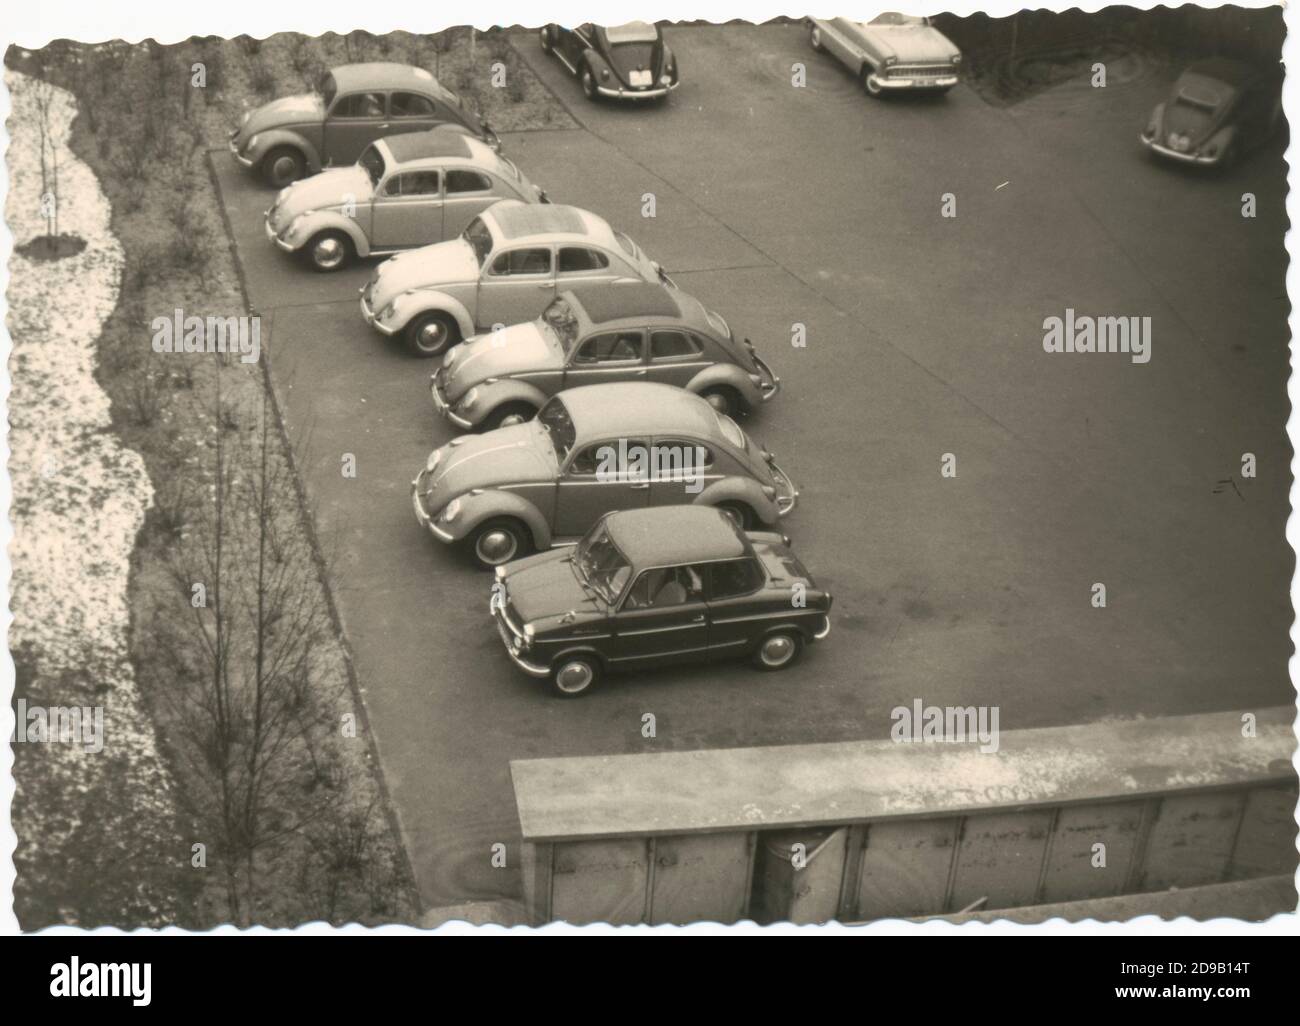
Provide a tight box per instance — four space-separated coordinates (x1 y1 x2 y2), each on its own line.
537 396 577 464
464 217 495 266
358 145 385 186
541 297 581 349
716 412 747 451
319 72 337 108
574 522 632 603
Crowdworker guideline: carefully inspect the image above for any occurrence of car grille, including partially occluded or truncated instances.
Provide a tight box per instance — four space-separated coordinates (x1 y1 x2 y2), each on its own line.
889 64 955 78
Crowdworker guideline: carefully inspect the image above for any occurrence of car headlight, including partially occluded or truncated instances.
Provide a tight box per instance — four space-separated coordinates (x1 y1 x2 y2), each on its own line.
441 497 462 523
884 56 897 67
600 68 610 80
380 300 399 322
287 211 315 237
425 450 443 474
246 133 261 152
459 387 480 411
952 54 962 64
241 110 252 126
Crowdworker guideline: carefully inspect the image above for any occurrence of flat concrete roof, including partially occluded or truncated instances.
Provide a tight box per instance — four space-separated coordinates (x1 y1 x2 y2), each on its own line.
510 707 1297 843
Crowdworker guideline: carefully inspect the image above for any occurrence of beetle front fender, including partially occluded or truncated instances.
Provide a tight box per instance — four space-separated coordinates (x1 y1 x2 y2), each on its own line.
685 364 763 408
473 379 550 422
448 489 553 550
693 478 780 527
281 210 370 256
385 291 476 341
245 129 322 174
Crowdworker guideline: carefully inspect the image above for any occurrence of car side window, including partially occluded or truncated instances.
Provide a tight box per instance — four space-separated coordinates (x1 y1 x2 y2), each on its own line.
650 330 703 361
332 92 386 119
382 171 441 197
489 248 552 276
446 170 493 194
390 92 437 117
567 438 648 477
623 565 706 610
559 247 611 273
649 439 714 480
709 558 765 600
572 331 643 364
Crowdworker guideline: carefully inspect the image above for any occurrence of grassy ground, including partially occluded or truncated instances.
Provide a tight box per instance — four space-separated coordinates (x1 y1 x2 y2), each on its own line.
6 29 565 928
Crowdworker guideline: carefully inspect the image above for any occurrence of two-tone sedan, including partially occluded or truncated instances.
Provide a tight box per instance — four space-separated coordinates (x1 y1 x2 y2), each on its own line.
411 381 798 568
808 14 961 97
490 505 832 696
229 62 499 188
361 200 673 356
431 282 780 430
265 131 547 271
539 21 680 101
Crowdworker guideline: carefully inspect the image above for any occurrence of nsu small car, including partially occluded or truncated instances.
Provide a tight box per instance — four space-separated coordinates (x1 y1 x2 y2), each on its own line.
411 381 799 568
265 131 547 271
361 200 673 357
430 282 780 431
229 62 499 187
490 505 832 697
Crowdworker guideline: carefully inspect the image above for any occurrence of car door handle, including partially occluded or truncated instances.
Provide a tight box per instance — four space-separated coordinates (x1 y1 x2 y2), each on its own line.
629 482 649 490
536 282 553 289
690 614 705 623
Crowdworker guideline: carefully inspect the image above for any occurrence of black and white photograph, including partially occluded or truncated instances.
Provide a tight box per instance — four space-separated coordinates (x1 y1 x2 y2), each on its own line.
1 0 1297 982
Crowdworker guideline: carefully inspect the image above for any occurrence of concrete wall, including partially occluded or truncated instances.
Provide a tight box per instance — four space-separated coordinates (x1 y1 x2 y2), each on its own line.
511 708 1297 925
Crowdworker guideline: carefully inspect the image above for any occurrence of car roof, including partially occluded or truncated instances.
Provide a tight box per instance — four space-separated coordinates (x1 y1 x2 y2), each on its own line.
485 202 613 247
562 382 722 442
330 62 457 101
566 283 681 323
605 506 748 566
381 129 474 165
602 22 661 45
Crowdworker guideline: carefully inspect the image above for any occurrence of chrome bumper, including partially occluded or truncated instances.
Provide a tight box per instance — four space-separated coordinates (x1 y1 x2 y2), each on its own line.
1141 136 1220 165
597 80 679 100
264 215 295 252
753 354 781 402
490 590 549 677
769 460 798 518
360 289 397 336
229 135 255 168
411 477 454 542
871 73 958 91
430 371 474 429
813 613 832 641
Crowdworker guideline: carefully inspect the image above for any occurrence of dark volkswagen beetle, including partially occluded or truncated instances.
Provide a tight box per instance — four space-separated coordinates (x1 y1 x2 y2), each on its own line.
539 22 680 101
490 505 832 697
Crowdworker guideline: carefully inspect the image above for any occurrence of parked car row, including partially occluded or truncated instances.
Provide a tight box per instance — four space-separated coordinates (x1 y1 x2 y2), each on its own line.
229 37 825 696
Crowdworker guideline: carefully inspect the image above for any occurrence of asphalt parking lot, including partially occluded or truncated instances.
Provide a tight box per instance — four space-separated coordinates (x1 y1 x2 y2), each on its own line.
211 22 1292 912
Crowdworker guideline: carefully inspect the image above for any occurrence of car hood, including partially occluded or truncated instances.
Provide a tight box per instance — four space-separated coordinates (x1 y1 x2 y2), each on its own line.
501 550 605 629
240 92 324 139
441 322 564 399
371 238 480 309
272 166 373 227
1161 90 1228 148
871 26 960 64
424 421 556 507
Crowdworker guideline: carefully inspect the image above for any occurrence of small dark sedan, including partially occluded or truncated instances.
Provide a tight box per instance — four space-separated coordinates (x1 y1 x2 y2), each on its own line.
539 22 679 101
1141 58 1282 167
490 505 832 696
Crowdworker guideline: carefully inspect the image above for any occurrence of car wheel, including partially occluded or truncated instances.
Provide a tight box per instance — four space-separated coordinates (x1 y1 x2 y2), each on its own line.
480 402 536 432
717 502 755 531
753 630 804 671
863 66 884 98
470 517 531 569
304 230 352 272
540 26 555 53
549 654 602 698
809 24 824 51
700 386 741 418
581 65 599 101
262 146 306 187
404 312 460 358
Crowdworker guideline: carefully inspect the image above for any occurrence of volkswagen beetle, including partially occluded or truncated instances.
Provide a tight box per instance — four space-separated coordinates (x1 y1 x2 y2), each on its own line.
539 21 679 101
489 505 832 697
264 131 547 271
431 282 780 430
229 62 499 187
808 14 961 97
1140 58 1283 167
411 381 799 568
361 200 674 357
